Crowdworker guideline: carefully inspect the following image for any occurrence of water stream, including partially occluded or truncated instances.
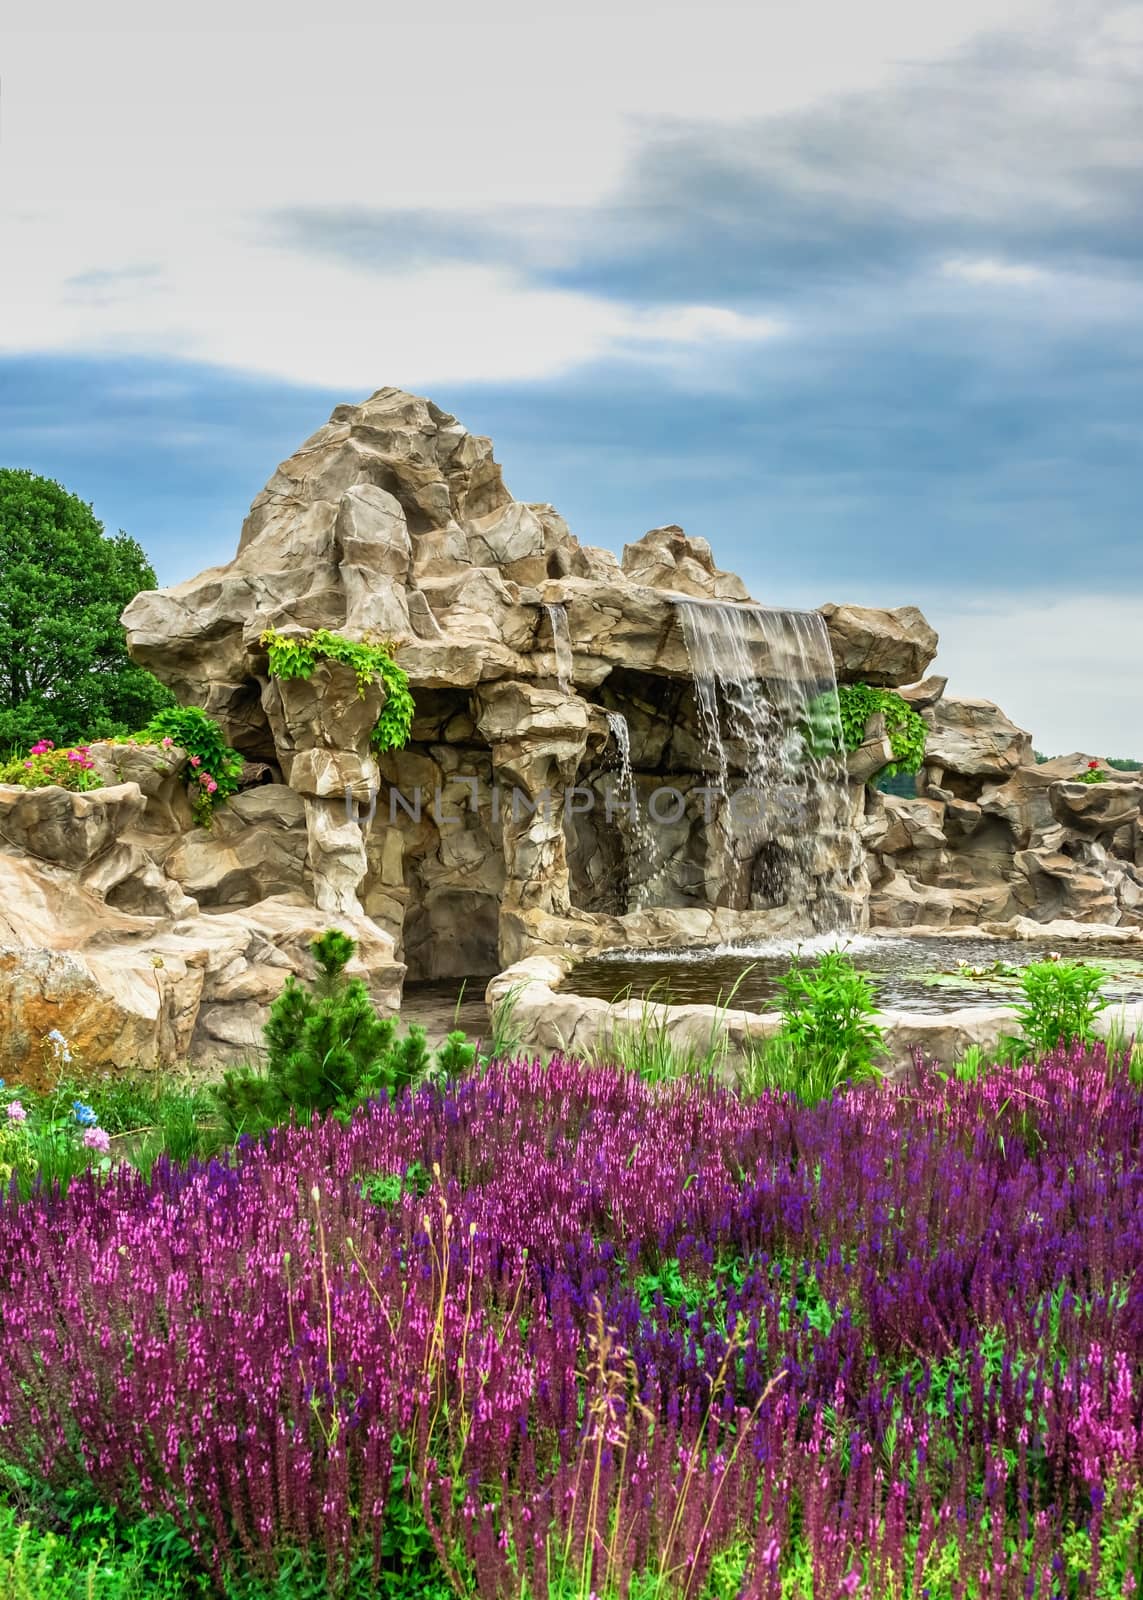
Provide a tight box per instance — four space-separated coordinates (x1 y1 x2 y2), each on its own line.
544 603 574 693
675 598 857 929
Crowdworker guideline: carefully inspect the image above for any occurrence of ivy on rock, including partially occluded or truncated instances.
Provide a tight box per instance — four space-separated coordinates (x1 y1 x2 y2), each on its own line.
835 683 928 779
260 627 415 753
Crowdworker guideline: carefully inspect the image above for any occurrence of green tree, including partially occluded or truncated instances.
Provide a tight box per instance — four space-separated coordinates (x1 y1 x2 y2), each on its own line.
0 469 173 753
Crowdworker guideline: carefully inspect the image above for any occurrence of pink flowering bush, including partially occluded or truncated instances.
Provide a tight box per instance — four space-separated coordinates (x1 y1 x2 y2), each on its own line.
0 740 103 792
135 705 243 825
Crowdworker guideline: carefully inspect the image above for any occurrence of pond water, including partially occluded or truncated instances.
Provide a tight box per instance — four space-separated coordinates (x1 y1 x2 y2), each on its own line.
569 934 1143 1014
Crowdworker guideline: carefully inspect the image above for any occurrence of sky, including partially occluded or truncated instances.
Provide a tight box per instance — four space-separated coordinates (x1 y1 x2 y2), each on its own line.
3 0 1142 754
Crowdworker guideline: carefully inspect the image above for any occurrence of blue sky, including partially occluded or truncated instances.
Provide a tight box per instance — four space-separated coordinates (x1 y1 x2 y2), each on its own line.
3 0 1142 753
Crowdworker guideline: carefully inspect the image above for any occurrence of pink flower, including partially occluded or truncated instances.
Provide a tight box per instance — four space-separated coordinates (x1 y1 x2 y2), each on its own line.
6 1102 27 1123
189 755 201 767
82 1126 111 1155
206 779 218 794
29 740 53 754
161 737 173 748
67 749 84 763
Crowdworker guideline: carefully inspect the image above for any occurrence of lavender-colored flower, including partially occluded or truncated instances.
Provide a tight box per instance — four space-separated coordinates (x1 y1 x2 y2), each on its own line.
81 1126 111 1155
5 1101 27 1123
46 1028 72 1065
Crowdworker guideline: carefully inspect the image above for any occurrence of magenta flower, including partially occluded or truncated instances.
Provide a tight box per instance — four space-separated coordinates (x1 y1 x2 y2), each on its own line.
6 1102 27 1123
29 739 54 755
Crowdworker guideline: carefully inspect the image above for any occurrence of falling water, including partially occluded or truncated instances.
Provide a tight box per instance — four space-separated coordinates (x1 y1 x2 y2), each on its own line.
605 710 634 790
603 708 660 909
544 603 574 693
676 598 857 930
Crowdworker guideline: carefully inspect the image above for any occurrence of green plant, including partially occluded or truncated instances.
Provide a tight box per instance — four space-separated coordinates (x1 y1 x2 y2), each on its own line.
260 627 414 754
1011 959 1110 1055
0 741 105 792
359 1161 431 1209
758 949 886 1100
0 469 175 756
815 683 928 779
485 981 527 1063
214 931 432 1134
591 971 752 1084
135 705 244 824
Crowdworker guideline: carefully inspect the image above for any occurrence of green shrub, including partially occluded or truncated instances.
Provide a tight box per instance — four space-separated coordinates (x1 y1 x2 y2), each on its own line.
759 949 886 1100
1010 959 1109 1056
260 627 414 754
134 706 244 825
214 931 432 1134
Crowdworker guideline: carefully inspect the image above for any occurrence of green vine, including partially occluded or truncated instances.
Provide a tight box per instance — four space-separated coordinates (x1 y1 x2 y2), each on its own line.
259 628 415 754
829 683 928 779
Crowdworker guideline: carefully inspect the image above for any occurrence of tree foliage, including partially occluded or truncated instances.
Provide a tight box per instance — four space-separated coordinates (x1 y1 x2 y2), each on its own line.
0 469 173 754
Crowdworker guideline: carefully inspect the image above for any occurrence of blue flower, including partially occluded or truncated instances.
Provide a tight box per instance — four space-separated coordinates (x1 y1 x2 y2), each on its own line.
72 1100 97 1127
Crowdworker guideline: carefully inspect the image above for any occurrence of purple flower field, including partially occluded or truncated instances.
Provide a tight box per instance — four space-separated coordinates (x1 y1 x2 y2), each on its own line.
0 1049 1141 1597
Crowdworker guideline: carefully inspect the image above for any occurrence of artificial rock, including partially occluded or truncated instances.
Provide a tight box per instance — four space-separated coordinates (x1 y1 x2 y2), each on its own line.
1 385 1139 1072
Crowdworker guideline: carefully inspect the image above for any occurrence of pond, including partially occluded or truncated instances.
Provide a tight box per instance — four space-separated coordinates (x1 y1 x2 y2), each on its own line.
569 934 1143 1014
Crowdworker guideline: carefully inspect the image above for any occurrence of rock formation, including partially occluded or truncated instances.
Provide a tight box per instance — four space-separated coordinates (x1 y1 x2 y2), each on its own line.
1 384 1140 1072
863 703 1143 930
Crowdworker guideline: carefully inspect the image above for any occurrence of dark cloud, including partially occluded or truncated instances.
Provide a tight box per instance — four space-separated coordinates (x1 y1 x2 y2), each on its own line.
272 9 1143 308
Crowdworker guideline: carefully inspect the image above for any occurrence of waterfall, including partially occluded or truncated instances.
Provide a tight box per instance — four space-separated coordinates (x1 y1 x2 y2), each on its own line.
675 598 856 929
605 709 633 790
603 708 660 909
544 603 573 693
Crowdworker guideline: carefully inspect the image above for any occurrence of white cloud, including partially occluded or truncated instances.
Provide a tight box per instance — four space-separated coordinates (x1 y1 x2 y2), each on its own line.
942 257 1052 285
0 0 1057 390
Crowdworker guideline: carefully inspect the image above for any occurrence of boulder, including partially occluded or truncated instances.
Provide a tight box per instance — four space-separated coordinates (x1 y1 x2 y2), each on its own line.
620 526 752 601
818 602 938 687
0 841 403 1079
1049 779 1143 839
899 675 947 710
922 697 1033 783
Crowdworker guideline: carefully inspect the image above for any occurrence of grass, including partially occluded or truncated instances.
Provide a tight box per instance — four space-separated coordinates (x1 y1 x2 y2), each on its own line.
587 967 755 1083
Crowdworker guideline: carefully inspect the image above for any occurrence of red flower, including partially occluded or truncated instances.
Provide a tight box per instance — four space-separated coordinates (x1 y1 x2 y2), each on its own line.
1088 760 1100 770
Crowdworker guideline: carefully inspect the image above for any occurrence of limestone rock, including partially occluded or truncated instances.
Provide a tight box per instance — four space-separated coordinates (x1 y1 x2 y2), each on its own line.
899 675 947 710
845 714 894 783
165 785 308 908
620 526 752 601
0 781 146 870
879 796 947 855
0 841 403 1078
922 697 1033 783
85 741 195 834
819 603 938 687
1049 779 1143 839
